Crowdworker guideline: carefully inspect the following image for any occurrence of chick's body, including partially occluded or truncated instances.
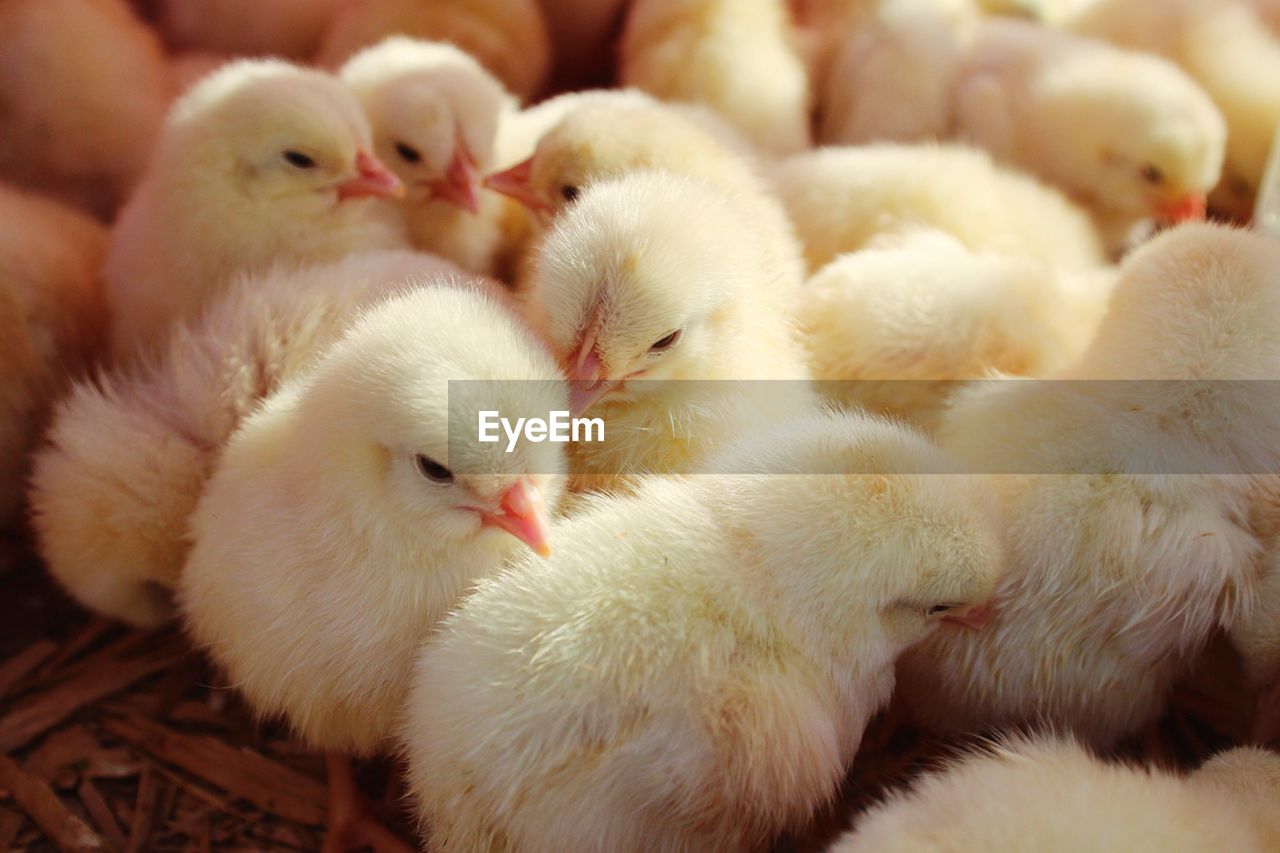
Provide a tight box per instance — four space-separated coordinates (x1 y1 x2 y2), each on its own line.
897 224 1280 746
32 250 461 627
405 411 1004 853
180 284 566 754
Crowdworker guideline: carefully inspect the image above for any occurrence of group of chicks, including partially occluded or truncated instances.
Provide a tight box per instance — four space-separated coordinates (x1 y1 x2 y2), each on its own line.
6 0 1280 850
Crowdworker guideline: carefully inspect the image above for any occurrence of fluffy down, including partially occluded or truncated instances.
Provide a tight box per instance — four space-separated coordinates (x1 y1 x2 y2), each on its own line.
156 0 339 60
316 0 551 100
103 58 407 358
179 284 567 755
620 0 812 155
404 410 1004 853
830 738 1279 852
771 143 1106 273
0 0 169 218
896 223 1280 747
31 251 460 628
797 231 1115 432
0 186 107 525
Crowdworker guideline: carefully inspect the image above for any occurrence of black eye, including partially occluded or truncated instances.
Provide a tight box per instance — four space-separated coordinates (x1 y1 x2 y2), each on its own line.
561 185 579 202
649 330 682 352
1140 163 1165 185
395 142 422 164
925 604 959 617
283 150 316 169
415 454 453 484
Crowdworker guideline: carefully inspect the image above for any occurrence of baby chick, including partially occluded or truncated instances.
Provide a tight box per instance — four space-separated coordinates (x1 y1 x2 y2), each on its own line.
0 185 107 526
620 0 812 155
1066 0 1280 212
798 230 1115 432
340 37 523 275
821 11 1226 249
526 171 812 488
31 250 461 627
103 58 407 358
0 0 170 218
895 223 1280 747
403 410 1004 853
180 283 565 850
831 738 1279 852
156 0 338 60
316 0 552 101
772 143 1107 273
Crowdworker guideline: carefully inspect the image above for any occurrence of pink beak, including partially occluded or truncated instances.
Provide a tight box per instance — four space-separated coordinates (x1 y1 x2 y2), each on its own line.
484 156 551 213
480 478 551 557
565 332 617 416
337 150 404 201
942 603 993 631
429 141 481 214
1156 192 1207 223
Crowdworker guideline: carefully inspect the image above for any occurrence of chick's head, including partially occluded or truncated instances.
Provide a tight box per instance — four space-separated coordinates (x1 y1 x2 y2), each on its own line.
342 38 511 215
530 172 753 414
164 59 403 215
285 282 567 557
1035 51 1225 223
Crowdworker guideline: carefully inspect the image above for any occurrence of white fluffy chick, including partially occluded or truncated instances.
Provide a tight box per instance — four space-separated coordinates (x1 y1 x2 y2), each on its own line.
1193 746 1280 848
830 738 1278 852
619 0 812 155
772 143 1106 273
1230 478 1280 741
316 0 552 101
31 250 461 628
526 171 812 487
180 283 565 849
895 223 1280 747
0 185 107 526
403 410 1004 853
157 0 339 60
340 37 524 276
103 59 408 359
821 11 1226 247
798 230 1115 432
0 0 169 218
1066 0 1280 209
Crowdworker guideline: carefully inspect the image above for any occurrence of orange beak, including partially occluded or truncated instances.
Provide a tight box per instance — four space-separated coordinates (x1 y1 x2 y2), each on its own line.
428 139 481 214
480 478 551 557
484 156 551 213
337 150 404 201
942 602 992 630
1155 192 1207 223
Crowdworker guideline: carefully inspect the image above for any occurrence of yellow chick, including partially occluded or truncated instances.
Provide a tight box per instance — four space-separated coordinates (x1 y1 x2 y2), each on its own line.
403 410 1004 853
180 283 565 850
798 230 1116 432
772 143 1107 273
103 58 408 359
31 250 461 628
315 0 552 101
157 0 338 60
1066 0 1280 212
831 738 1279 852
0 185 106 526
896 223 1280 747
526 171 812 488
340 36 525 276
821 11 1226 249
0 0 169 219
619 0 812 155
1193 746 1280 848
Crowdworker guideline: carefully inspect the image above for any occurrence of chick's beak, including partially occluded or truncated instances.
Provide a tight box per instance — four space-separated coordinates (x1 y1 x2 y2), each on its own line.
337 150 404 201
565 340 618 416
481 478 552 557
429 143 481 214
941 602 993 631
484 157 550 212
1155 192 1207 223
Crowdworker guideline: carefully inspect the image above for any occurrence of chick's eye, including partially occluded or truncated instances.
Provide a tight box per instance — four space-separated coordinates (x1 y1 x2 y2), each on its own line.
283 150 317 169
415 454 454 484
1140 163 1165 185
560 185 579 202
925 604 960 617
649 330 682 352
395 142 422 164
